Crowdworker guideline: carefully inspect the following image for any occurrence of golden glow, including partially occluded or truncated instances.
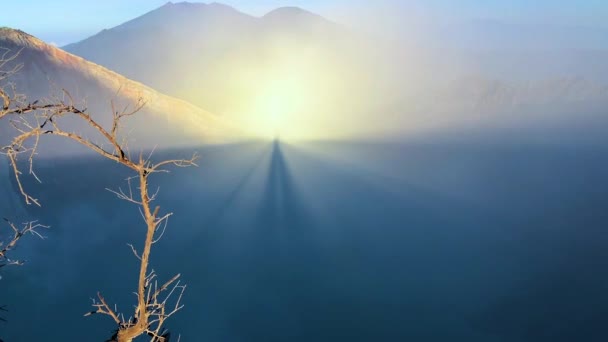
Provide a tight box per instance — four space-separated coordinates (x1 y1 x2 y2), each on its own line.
173 35 370 141
175 32 397 141
246 58 314 139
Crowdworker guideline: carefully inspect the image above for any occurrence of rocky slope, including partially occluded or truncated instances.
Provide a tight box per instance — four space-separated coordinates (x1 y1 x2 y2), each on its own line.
0 27 240 154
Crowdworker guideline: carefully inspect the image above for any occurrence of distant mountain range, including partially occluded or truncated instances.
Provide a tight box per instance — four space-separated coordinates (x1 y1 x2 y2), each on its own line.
2 2 608 143
63 2 608 113
0 27 240 154
64 2 346 117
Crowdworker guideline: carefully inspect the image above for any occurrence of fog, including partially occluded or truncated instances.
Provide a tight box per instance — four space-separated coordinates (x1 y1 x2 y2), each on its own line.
309 1 608 141
1 138 608 341
51 1 608 143
2 1 608 341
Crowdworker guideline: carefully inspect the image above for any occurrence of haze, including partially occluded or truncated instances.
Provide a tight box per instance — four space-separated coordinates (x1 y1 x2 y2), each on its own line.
2 1 608 341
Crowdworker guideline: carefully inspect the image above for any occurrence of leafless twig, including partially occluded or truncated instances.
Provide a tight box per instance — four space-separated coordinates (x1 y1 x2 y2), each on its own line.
0 219 48 268
3 80 195 340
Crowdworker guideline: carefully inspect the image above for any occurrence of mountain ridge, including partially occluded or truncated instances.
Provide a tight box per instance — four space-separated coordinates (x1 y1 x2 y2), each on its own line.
63 2 335 49
62 2 344 118
1 27 241 154
56 4 608 141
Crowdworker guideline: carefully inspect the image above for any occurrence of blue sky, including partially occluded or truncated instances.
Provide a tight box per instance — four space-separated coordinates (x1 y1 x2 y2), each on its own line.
2 0 608 45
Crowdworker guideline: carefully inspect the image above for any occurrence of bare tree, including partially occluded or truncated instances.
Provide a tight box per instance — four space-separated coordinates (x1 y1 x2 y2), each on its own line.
0 219 47 268
0 219 48 322
1 48 52 331
1 48 65 121
1 50 197 341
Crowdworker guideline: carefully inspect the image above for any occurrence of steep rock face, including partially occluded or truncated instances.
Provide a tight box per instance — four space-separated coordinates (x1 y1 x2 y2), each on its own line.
0 27 240 155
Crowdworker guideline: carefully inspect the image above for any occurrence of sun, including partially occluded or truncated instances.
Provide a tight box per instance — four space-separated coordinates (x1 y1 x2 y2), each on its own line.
252 77 306 139
224 47 345 141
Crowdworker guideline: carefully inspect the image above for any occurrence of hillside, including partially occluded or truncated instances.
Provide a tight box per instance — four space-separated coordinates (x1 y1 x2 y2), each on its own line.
0 27 240 154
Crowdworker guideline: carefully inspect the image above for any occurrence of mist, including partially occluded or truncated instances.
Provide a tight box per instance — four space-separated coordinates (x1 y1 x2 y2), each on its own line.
3 1 608 341
2 139 608 341
52 1 608 143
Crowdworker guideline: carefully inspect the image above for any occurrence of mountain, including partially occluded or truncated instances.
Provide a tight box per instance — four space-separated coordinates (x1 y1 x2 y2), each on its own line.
261 6 336 33
62 2 608 141
63 2 347 119
0 27 240 155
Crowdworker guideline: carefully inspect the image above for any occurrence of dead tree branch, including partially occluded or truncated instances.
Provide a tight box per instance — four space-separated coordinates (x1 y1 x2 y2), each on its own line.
0 219 48 268
3 87 196 341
